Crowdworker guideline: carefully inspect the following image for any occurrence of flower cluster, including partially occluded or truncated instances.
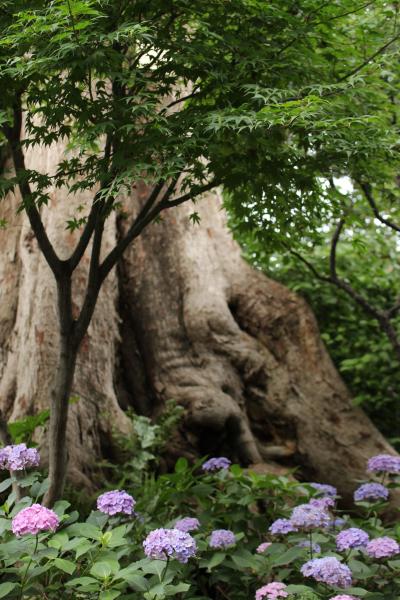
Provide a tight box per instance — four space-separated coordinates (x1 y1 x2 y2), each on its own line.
97 490 135 516
202 457 231 472
365 536 400 559
309 497 335 510
301 557 352 588
0 443 40 471
255 582 288 599
256 542 272 553
209 529 236 549
143 528 196 563
354 482 389 502
329 596 357 600
310 482 337 497
269 518 297 535
12 504 59 537
291 503 331 530
336 528 369 551
174 517 200 532
367 454 400 474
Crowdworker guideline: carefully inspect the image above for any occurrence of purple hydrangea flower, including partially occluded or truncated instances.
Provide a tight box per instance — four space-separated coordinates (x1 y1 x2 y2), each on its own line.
298 539 321 554
367 454 400 474
301 557 352 588
269 518 297 535
366 536 400 559
209 529 236 549
143 528 197 563
310 483 337 497
174 517 200 532
97 490 135 516
0 443 40 471
12 504 59 537
256 542 272 553
354 483 389 503
255 582 288 599
329 596 357 600
309 497 335 510
336 528 369 551
202 457 231 472
291 503 331 530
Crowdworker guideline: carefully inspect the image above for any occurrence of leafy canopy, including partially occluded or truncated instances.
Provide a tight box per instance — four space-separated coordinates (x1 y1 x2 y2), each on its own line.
0 0 398 233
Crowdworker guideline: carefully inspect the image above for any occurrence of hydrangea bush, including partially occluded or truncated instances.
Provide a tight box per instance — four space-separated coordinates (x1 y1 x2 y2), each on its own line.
0 446 398 599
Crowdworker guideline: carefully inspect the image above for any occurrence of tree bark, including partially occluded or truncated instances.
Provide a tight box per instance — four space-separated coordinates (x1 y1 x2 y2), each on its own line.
0 145 398 505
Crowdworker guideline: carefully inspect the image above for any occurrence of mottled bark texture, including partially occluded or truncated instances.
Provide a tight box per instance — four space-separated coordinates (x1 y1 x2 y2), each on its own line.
0 144 397 503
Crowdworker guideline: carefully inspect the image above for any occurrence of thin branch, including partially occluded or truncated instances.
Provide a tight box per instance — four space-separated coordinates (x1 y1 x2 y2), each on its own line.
3 102 63 279
165 180 217 208
387 297 400 319
166 91 200 110
286 247 331 283
337 31 400 82
99 179 218 282
67 136 113 272
359 182 400 233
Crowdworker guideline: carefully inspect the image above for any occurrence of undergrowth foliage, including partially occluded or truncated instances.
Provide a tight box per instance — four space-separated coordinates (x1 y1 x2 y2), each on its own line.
0 442 398 599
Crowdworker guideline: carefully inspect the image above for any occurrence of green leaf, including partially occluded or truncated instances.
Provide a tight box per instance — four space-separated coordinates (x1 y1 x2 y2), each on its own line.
99 591 121 600
65 522 102 540
54 558 76 575
200 552 226 571
0 582 18 598
90 559 119 579
270 546 305 566
65 576 99 588
0 479 12 493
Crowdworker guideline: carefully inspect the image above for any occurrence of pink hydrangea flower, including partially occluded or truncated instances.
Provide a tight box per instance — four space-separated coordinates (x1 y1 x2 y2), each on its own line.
329 596 357 600
12 504 59 537
255 582 288 599
256 542 272 553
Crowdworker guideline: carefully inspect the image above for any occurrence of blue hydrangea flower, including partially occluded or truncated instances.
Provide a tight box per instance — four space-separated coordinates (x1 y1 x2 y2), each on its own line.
202 457 231 472
336 528 369 551
269 518 297 535
354 483 389 503
143 528 197 563
310 483 337 497
174 517 200 532
209 529 236 548
301 556 352 588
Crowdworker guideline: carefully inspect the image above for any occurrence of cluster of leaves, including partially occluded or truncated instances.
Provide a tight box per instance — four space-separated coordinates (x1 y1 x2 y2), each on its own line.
0 0 398 223
0 456 399 599
100 400 185 490
229 182 400 448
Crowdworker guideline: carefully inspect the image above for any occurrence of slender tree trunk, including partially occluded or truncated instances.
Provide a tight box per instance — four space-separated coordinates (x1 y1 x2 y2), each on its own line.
44 335 78 506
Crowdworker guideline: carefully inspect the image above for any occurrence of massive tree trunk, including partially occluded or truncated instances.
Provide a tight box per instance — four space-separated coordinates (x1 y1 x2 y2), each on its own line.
0 143 397 502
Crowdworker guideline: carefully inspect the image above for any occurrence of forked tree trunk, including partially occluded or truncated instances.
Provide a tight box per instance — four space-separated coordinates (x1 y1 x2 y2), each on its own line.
0 144 397 504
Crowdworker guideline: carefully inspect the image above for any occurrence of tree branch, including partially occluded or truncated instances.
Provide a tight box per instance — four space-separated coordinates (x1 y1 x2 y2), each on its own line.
337 31 400 82
359 182 400 233
3 102 63 279
99 179 218 282
67 137 114 272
